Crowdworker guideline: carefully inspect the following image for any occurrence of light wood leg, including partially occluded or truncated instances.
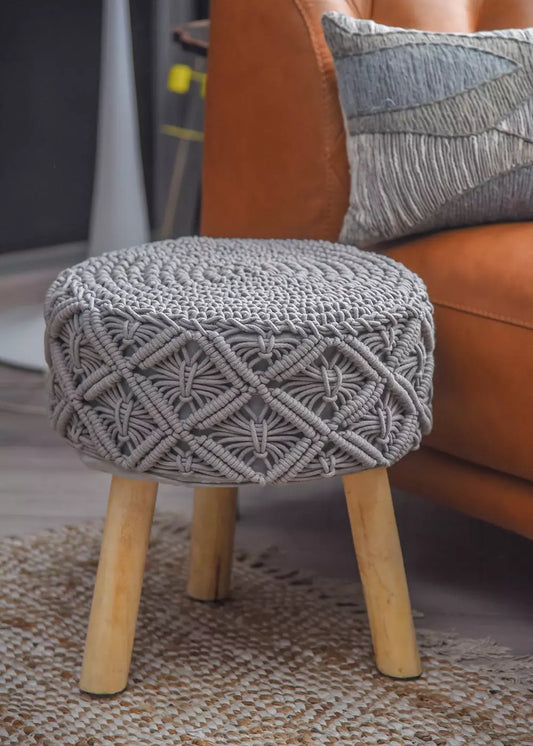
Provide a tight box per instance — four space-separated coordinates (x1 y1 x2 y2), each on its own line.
187 486 237 601
79 476 158 695
343 467 421 679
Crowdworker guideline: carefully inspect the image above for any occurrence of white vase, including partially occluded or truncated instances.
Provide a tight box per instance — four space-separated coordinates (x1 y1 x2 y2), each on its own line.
88 0 149 256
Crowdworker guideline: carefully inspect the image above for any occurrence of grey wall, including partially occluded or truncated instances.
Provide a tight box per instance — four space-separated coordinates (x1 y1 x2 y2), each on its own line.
0 0 154 256
0 1 102 254
0 0 209 257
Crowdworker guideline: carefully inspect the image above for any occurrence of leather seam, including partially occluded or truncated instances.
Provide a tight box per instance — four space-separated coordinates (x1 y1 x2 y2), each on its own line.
396 444 533 490
432 299 533 330
291 0 335 236
348 0 367 17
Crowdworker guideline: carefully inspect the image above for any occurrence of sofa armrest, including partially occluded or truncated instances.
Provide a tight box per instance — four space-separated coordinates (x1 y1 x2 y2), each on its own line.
201 0 363 240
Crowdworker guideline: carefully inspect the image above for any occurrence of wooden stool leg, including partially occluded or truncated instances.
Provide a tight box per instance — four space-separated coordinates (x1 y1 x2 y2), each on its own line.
80 476 158 695
187 486 237 601
343 467 421 679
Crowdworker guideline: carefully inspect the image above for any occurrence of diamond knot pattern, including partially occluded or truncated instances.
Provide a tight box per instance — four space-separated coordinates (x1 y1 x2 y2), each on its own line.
44 237 434 485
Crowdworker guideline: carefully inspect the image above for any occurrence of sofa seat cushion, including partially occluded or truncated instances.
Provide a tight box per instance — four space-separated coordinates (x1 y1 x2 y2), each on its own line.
387 222 533 482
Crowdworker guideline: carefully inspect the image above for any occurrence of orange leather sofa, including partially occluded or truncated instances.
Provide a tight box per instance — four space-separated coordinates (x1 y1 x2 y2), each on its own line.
200 0 533 538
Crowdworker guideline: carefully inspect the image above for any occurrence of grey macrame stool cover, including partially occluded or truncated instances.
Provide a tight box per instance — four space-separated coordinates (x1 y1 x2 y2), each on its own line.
44 237 434 486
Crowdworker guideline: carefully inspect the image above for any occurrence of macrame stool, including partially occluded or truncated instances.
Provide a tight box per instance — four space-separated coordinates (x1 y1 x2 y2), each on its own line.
44 237 434 694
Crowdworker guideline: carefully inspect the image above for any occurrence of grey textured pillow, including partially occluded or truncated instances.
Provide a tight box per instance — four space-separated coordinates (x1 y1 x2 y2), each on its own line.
322 13 533 247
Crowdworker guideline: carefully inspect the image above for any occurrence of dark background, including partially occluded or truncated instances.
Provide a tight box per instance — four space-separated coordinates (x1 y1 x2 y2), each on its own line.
0 0 208 255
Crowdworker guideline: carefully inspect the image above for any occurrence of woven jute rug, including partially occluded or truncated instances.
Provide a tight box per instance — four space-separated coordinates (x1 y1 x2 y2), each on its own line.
1 516 531 746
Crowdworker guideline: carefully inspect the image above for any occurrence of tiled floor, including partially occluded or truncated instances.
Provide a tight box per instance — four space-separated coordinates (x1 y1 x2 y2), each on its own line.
1 269 532 655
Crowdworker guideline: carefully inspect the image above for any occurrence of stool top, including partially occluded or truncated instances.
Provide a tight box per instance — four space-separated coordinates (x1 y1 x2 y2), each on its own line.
45 237 434 486
45 237 430 334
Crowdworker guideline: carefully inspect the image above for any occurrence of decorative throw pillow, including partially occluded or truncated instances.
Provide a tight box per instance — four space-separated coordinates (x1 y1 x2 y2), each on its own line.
322 12 533 247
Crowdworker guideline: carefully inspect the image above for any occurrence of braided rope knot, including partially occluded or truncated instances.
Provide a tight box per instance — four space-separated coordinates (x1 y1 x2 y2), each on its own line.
257 334 275 358
44 237 434 486
319 455 337 477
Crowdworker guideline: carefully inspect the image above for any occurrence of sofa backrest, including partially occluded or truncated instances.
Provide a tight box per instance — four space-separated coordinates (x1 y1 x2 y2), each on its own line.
357 0 531 32
201 0 533 240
